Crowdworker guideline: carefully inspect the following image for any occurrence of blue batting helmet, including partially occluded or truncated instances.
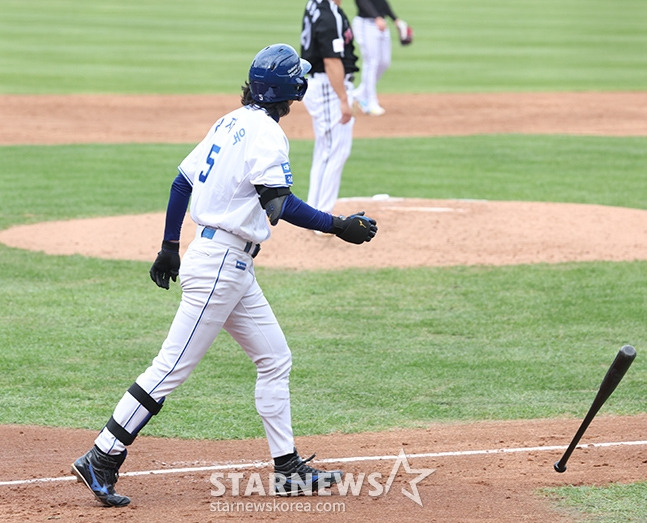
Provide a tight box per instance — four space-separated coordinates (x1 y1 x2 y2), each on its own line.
249 44 311 103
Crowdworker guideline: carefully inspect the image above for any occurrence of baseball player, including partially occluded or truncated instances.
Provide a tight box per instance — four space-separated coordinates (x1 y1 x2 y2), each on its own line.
352 0 405 115
71 43 377 507
300 0 359 215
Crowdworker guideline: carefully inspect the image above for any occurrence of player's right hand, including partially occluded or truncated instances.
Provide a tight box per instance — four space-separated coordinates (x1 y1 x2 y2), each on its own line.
149 241 180 289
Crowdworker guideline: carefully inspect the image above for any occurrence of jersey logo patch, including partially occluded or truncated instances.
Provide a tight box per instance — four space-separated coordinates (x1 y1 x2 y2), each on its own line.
332 37 344 54
235 260 247 271
282 162 293 184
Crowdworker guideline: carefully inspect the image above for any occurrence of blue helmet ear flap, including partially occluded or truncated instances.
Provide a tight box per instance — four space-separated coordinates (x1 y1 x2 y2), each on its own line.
249 44 311 103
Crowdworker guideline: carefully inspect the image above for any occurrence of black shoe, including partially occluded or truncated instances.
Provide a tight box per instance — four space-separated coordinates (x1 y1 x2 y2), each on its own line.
71 445 130 507
274 453 343 496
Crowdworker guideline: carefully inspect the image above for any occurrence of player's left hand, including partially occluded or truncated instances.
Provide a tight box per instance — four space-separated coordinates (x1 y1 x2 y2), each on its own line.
150 241 180 289
395 19 413 45
331 211 378 244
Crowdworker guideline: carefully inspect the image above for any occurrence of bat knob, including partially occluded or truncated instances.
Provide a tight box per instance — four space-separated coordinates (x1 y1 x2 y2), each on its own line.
554 461 566 473
621 345 636 359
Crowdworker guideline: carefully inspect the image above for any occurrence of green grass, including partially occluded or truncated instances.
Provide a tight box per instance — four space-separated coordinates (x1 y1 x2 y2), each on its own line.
1 0 646 93
543 483 647 522
1 0 647 518
1 142 646 518
1 135 646 230
0 246 645 437
0 137 645 438
344 135 647 209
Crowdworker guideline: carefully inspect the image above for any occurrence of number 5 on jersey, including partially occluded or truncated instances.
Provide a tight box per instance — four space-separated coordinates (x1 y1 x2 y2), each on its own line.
199 144 221 183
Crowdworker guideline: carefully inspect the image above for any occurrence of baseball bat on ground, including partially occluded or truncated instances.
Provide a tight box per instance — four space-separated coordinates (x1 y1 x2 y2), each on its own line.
554 345 636 473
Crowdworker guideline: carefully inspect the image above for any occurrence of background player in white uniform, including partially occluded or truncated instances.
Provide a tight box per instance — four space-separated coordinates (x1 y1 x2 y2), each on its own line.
352 0 404 115
300 0 359 215
71 43 377 508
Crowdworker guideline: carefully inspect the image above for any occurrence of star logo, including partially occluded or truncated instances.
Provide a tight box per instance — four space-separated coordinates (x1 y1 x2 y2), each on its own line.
383 449 435 507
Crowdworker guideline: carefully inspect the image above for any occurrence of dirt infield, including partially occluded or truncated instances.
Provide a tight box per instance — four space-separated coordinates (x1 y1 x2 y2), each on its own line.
2 92 646 145
2 416 647 522
2 198 647 269
1 93 646 521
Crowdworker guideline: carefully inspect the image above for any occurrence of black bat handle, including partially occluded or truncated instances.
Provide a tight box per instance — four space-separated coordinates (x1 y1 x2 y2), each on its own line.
554 345 636 473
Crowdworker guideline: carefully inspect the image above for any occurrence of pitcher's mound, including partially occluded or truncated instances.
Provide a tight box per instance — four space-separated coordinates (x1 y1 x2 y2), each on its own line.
1 197 646 269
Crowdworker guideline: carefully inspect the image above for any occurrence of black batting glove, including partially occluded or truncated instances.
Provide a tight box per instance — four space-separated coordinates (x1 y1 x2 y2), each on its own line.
331 211 378 244
149 240 180 290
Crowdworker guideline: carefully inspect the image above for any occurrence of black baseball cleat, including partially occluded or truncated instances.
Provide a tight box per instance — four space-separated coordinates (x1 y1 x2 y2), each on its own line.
274 452 343 496
71 445 130 507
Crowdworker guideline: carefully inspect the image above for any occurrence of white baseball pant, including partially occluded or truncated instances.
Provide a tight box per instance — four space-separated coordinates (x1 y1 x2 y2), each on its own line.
95 228 295 458
352 16 392 110
303 72 355 214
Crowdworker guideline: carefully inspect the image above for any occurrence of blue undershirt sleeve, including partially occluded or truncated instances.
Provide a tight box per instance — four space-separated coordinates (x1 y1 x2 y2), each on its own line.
279 193 334 232
163 173 193 242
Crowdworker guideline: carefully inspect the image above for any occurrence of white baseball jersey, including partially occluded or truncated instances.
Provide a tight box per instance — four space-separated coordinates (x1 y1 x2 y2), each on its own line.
178 105 294 244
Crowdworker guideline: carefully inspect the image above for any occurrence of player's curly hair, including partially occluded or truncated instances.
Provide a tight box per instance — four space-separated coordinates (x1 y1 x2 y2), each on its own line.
241 82 292 119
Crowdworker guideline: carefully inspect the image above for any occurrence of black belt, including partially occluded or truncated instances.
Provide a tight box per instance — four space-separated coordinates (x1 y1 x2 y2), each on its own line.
200 227 261 258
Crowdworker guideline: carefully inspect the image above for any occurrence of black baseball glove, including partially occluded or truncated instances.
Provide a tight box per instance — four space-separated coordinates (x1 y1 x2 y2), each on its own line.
150 240 180 289
331 211 378 244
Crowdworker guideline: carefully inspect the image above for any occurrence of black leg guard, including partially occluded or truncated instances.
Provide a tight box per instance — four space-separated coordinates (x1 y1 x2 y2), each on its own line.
127 382 164 415
105 382 164 446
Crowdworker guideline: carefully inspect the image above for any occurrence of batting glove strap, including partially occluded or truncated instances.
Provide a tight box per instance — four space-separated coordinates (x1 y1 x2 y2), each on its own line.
331 212 378 244
160 240 179 253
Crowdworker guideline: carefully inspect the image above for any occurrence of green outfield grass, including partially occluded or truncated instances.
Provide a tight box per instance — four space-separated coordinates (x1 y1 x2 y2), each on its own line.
1 137 645 436
1 0 646 93
1 136 646 230
1 0 646 520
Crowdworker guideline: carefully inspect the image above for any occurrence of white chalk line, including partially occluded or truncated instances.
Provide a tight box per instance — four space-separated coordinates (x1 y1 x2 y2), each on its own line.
384 206 464 213
2 439 646 488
